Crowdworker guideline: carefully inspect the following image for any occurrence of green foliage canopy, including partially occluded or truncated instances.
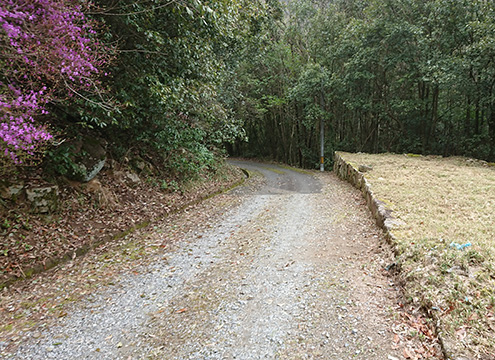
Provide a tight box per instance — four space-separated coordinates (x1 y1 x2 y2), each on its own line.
228 0 495 166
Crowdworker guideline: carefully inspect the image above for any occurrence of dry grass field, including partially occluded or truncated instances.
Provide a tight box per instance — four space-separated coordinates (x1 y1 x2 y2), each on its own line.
338 152 495 359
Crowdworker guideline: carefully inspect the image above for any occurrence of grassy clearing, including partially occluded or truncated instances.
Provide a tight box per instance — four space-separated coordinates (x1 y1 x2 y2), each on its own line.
339 152 495 358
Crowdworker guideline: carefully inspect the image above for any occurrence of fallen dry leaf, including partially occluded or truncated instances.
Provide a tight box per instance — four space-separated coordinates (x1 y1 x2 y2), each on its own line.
456 326 468 341
394 333 400 343
403 347 416 359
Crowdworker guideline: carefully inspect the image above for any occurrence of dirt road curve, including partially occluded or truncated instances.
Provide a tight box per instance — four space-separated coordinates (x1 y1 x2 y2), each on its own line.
9 160 410 359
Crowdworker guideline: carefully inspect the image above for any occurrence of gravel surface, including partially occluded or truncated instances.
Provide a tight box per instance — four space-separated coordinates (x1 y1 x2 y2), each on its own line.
4 160 419 359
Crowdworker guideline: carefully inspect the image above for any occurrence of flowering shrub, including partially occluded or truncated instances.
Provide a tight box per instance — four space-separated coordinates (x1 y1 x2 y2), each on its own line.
0 0 110 166
0 87 51 164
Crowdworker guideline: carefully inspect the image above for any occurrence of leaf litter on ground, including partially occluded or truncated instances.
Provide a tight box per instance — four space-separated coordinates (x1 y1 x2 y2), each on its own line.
0 162 244 353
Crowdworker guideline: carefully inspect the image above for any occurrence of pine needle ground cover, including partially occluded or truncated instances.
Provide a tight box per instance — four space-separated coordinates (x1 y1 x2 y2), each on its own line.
339 152 495 359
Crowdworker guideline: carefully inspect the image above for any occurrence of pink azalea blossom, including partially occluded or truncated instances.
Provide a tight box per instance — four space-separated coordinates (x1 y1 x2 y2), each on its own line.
0 0 110 165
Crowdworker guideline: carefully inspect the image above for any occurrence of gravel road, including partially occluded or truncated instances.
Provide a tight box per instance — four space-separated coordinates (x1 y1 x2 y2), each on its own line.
6 160 409 359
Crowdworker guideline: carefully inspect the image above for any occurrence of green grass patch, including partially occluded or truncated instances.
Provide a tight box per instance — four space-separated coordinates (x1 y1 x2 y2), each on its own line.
339 152 495 357
278 164 314 175
0 324 13 332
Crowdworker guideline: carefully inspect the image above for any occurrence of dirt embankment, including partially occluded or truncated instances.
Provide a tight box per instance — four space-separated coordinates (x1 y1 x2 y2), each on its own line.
0 161 244 289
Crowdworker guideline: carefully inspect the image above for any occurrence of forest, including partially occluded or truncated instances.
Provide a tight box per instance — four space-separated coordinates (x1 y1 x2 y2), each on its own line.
2 0 495 177
3 3 495 357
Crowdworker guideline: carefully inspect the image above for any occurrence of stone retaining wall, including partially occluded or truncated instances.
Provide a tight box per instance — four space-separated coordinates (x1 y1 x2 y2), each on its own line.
333 151 399 247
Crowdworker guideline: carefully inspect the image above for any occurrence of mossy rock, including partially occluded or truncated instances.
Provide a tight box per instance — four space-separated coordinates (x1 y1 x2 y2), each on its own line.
25 185 59 213
62 136 107 182
0 179 24 202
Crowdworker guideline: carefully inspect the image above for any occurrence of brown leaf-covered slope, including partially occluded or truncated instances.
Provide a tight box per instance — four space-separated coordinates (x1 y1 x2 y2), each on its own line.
0 161 244 287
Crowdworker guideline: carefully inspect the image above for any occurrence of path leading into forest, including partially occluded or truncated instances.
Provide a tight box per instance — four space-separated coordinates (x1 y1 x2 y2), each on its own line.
5 160 430 359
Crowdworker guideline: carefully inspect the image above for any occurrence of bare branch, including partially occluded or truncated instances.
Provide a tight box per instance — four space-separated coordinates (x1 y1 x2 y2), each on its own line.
63 79 116 113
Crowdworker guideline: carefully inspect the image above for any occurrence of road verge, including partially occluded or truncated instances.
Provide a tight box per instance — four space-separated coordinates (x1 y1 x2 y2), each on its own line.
1 162 246 290
334 151 495 360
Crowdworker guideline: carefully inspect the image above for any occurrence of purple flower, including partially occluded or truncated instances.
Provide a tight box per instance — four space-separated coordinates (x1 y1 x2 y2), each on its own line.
1 0 111 165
